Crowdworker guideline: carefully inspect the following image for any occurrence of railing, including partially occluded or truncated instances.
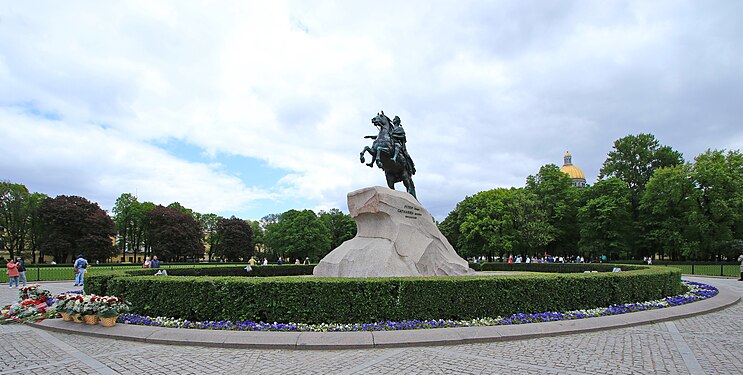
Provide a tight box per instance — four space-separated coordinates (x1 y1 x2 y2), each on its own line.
663 264 739 278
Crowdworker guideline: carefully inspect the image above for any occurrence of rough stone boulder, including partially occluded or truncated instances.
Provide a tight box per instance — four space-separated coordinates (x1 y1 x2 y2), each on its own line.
313 186 474 277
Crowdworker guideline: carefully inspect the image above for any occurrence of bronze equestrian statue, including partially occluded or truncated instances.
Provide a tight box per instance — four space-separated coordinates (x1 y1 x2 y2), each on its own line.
360 111 417 199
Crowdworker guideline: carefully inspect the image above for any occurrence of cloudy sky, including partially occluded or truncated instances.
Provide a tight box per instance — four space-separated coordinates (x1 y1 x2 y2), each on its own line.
1 1 742 221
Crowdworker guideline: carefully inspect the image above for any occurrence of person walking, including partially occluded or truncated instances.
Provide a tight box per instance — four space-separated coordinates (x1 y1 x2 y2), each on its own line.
73 254 88 287
143 256 151 268
6 259 19 288
15 258 27 287
738 253 743 281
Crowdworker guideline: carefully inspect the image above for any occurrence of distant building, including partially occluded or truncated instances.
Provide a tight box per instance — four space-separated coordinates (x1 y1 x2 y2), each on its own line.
559 151 587 187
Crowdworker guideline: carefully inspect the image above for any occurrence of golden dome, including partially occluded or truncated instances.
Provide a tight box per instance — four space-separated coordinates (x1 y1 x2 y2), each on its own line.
560 150 586 181
560 164 586 179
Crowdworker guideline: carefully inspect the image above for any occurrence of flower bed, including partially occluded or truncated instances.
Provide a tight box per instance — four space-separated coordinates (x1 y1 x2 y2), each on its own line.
115 280 716 332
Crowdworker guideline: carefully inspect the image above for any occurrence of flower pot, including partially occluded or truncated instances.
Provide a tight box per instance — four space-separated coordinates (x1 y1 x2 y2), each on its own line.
72 314 83 323
61 312 72 321
82 315 99 325
99 316 118 327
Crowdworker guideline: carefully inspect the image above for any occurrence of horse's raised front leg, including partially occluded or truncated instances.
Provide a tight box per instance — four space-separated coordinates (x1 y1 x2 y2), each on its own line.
360 146 375 167
375 147 383 169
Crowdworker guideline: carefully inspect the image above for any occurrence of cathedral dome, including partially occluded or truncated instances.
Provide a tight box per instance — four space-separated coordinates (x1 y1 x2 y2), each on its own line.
560 151 587 187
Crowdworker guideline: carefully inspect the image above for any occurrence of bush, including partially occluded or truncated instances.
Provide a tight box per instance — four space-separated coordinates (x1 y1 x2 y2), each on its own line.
85 264 682 324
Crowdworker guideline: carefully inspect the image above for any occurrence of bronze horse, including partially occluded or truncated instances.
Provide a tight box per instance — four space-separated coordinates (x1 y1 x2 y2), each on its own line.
360 112 417 198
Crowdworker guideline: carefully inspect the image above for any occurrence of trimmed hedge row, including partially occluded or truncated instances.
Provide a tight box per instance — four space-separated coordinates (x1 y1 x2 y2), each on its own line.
86 265 682 324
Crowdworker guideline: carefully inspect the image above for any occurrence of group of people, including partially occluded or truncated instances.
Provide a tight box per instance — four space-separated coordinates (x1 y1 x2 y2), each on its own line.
247 256 311 266
504 255 586 264
5 258 27 288
142 256 161 269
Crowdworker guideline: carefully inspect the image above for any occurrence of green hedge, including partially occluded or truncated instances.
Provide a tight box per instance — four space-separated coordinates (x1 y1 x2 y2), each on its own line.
86 265 682 324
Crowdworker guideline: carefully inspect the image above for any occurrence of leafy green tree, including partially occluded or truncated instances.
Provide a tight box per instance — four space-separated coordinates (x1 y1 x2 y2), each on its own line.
166 202 194 218
319 208 357 251
578 178 632 260
0 181 31 260
598 133 683 258
198 213 224 261
148 205 204 262
446 189 516 260
689 149 743 260
640 165 698 260
525 164 580 256
135 201 156 259
249 220 264 246
505 188 553 257
214 216 253 261
263 209 331 262
38 195 116 263
26 192 48 263
112 193 140 261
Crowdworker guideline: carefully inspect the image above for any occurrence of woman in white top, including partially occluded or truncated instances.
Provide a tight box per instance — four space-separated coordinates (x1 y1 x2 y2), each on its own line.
143 256 151 268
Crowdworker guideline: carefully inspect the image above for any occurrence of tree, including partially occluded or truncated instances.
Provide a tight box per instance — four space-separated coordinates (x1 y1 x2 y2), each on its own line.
504 188 553 257
249 220 264 247
198 213 224 261
148 205 204 262
0 181 31 260
319 208 357 251
38 195 116 263
112 193 139 261
525 164 580 256
26 192 48 263
578 178 632 260
689 149 743 260
598 133 683 258
214 216 253 261
263 209 331 262
640 165 698 260
166 202 194 217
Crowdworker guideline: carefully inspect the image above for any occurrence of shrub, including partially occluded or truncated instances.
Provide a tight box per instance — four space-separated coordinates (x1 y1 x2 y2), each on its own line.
86 264 682 324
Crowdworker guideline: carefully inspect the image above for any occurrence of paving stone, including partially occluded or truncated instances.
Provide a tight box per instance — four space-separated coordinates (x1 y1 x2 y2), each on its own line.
0 277 741 374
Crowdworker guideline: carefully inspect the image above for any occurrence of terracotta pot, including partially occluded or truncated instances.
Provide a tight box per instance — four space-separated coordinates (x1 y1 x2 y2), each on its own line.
72 314 83 323
99 316 118 327
60 312 72 321
82 314 99 325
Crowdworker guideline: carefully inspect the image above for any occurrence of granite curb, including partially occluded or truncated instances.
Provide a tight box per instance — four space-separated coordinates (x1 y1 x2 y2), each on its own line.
27 283 740 351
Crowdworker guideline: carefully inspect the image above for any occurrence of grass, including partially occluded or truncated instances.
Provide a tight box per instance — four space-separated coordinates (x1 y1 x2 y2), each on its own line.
0 263 248 283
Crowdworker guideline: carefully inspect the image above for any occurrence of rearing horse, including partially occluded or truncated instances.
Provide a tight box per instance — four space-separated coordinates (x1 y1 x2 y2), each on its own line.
360 112 417 199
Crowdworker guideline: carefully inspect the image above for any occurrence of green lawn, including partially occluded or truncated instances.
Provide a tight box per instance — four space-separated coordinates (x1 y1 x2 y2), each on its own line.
0 263 248 283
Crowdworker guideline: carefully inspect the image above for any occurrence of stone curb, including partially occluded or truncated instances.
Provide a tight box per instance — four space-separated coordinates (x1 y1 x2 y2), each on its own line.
27 283 739 351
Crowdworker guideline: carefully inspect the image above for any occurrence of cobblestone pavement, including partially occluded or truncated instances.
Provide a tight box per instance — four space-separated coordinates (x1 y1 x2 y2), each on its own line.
1 277 741 374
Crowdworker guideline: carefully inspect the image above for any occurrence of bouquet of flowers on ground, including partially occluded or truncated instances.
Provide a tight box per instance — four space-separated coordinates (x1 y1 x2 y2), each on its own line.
1 285 57 324
52 294 79 316
19 284 53 304
96 296 131 318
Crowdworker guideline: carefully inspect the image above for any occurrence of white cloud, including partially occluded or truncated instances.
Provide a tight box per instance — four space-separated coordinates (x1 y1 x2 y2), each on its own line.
2 0 743 220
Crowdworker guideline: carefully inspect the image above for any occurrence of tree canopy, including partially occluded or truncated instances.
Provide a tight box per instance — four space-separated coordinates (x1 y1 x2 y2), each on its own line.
147 205 204 262
38 195 116 263
214 216 253 261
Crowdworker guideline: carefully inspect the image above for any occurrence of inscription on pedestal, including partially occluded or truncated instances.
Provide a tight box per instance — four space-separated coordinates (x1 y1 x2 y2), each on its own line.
398 204 423 219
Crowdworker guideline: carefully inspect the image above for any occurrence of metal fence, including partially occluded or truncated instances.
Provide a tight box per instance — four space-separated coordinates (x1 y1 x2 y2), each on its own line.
663 264 739 278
